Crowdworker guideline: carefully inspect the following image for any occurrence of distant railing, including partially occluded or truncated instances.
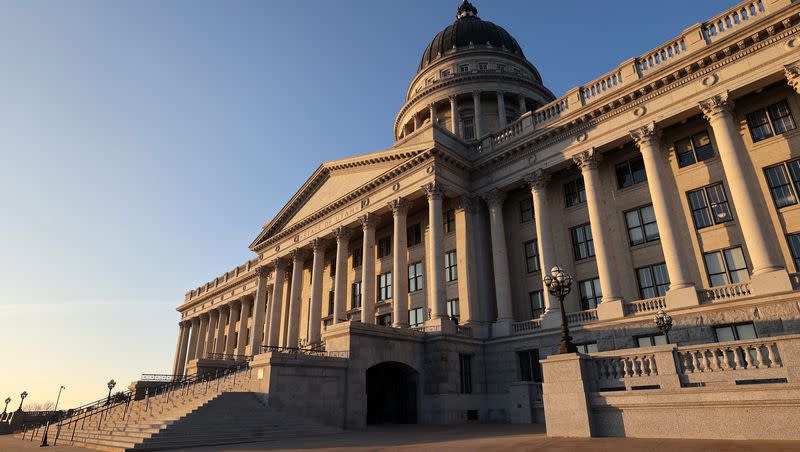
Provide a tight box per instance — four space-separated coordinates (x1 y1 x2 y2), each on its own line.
702 282 752 302
703 0 767 43
623 297 666 316
456 325 473 337
410 324 442 334
205 353 253 361
512 318 543 334
566 309 598 326
260 345 349 359
139 374 187 382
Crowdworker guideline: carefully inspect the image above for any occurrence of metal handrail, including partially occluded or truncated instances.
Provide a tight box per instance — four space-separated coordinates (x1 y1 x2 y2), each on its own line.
260 345 349 359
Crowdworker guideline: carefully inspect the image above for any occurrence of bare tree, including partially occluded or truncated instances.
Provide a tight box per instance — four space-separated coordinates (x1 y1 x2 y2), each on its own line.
25 401 55 412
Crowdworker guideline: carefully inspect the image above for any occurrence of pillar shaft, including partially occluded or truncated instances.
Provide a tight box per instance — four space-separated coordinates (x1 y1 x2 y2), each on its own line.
497 92 507 128
450 95 460 136
390 198 409 327
308 239 325 344
574 150 622 303
236 298 250 355
527 170 557 312
360 215 377 324
454 197 478 323
286 250 306 347
196 314 208 359
173 322 190 376
423 183 446 320
248 267 269 355
214 307 226 355
204 311 217 358
484 190 513 322
473 91 483 138
267 259 287 346
186 318 199 361
225 302 239 355
429 103 436 125
519 94 526 116
332 227 351 324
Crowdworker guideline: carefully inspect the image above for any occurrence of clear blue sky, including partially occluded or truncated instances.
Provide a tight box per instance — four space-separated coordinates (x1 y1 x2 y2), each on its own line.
0 0 732 408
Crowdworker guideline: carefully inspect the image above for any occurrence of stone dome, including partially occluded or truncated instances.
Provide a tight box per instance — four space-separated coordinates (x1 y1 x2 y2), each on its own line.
418 0 527 73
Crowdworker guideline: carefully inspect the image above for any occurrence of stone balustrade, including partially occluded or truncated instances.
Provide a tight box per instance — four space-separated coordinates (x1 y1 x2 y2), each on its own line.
701 281 752 302
623 297 666 316
512 318 543 334
186 257 260 301
592 352 659 385
703 0 768 43
566 309 598 326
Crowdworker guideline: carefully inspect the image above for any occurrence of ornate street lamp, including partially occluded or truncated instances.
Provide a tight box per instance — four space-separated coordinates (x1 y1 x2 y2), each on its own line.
18 391 27 411
106 380 116 405
2 397 10 414
543 266 577 354
653 308 673 344
40 386 65 447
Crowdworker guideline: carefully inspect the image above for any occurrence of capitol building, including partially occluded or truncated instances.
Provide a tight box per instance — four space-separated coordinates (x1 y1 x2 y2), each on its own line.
16 0 800 448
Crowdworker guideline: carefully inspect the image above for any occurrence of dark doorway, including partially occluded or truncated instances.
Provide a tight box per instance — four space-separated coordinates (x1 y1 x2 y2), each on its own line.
366 361 419 425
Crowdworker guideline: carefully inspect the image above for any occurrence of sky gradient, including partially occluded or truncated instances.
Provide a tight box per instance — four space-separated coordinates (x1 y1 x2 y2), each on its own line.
0 0 733 408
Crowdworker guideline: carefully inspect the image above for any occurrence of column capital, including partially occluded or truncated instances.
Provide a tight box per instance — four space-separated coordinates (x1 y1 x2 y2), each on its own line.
332 226 352 242
388 197 410 215
208 309 219 318
448 94 458 102
482 188 506 208
699 91 733 122
630 122 661 149
308 237 326 251
472 90 481 97
255 265 270 278
572 149 601 171
421 181 445 200
785 63 800 94
359 213 377 230
524 169 551 191
191 316 201 325
271 257 286 271
289 248 307 262
453 195 478 214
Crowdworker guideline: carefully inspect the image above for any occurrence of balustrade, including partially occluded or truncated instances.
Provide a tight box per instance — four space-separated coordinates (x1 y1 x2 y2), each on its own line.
512 318 543 334
594 353 659 380
566 309 598 326
702 282 752 302
623 297 666 316
676 339 782 374
703 0 767 43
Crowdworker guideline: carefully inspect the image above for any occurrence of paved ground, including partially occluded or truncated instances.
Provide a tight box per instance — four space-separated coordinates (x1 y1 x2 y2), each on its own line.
3 425 800 451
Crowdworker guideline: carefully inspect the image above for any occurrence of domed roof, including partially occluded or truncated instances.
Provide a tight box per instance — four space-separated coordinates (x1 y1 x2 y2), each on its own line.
418 1 526 73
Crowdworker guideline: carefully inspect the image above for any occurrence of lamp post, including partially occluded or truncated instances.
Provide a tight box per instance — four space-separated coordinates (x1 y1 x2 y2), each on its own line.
40 385 65 447
106 380 116 405
543 266 577 354
653 308 673 344
18 391 27 411
3 397 10 414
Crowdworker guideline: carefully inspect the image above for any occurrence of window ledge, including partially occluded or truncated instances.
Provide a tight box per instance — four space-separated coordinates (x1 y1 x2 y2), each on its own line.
629 239 662 252
615 180 649 197
696 220 736 235
747 128 800 150
675 155 721 176
777 202 800 215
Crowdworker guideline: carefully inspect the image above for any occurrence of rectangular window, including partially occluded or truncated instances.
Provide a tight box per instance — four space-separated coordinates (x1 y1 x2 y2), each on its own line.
377 236 392 259
576 342 598 354
377 313 392 326
463 117 475 140
444 251 458 282
636 263 670 299
496 63 506 72
447 298 460 320
570 223 595 261
529 290 544 318
519 196 534 223
579 278 602 310
478 62 488 71
747 100 796 142
788 233 800 271
459 63 470 73
704 247 749 287
636 334 668 347
377 272 393 301
764 159 800 208
408 261 424 292
564 178 586 207
616 155 647 189
407 223 422 247
675 131 714 168
440 69 451 78
329 259 336 277
714 322 757 342
444 209 456 233
328 290 334 316
687 183 733 229
350 281 362 309
624 204 659 246
524 240 540 273
517 349 543 382
409 307 424 327
352 248 363 269
459 354 472 394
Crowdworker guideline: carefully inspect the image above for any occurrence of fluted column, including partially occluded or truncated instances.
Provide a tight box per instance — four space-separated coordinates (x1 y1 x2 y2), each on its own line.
204 310 218 358
786 64 800 94
247 266 269 355
700 93 791 293
525 170 557 313
423 183 447 321
449 95 460 136
454 196 478 324
186 317 200 361
286 249 307 347
308 239 325 344
360 215 377 324
267 258 287 346
236 297 250 355
574 150 623 303
497 91 507 128
213 306 227 355
332 227 351 324
172 321 190 376
429 103 437 125
518 94 526 116
225 301 239 355
389 198 410 327
631 124 695 293
484 189 514 328
196 313 208 359
413 114 420 131
473 91 483 138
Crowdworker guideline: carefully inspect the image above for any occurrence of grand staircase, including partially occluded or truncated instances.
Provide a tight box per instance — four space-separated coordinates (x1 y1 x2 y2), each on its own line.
16 365 340 451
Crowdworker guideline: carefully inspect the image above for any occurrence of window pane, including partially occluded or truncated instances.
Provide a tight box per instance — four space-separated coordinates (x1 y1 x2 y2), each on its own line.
765 165 796 207
652 334 668 345
678 151 696 168
630 157 646 184
788 234 800 271
676 139 694 167
640 205 656 224
637 337 652 348
747 109 773 142
629 227 644 245
585 343 598 353
735 323 757 340
768 101 796 135
617 162 632 189
724 247 747 272
728 269 750 283
709 273 728 287
715 326 735 342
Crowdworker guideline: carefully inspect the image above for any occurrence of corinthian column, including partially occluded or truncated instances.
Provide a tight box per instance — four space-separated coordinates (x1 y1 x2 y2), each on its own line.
172 321 190 376
389 198 410 327
286 249 307 347
214 306 227 355
236 298 250 355
308 239 325 344
422 183 446 321
267 258 286 346
359 215 377 324
786 64 800 94
631 124 700 308
449 95 460 136
225 301 239 355
699 93 791 293
196 313 208 359
483 189 513 335
573 150 624 317
453 196 478 325
332 227 351 324
204 310 217 358
248 266 269 355
186 317 199 361
525 170 557 314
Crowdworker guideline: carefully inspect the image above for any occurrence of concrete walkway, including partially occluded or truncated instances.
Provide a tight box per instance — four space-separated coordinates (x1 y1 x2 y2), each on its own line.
3 425 799 451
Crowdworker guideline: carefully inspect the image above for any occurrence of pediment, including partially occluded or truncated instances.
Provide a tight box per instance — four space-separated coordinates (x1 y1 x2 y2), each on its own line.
250 147 426 250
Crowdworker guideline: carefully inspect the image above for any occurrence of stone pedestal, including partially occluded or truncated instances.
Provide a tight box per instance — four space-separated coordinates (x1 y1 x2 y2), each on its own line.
540 309 562 330
751 269 793 296
491 319 511 337
665 286 701 309
540 353 592 438
596 299 624 321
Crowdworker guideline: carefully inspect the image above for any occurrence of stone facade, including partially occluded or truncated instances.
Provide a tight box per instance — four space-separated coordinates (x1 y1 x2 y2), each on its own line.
170 0 800 431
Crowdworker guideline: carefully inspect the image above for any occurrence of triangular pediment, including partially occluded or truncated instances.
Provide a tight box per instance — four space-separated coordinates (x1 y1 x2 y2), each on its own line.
250 147 428 250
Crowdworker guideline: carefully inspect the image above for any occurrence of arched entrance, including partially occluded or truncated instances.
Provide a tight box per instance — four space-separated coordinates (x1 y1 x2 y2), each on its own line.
366 361 419 425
